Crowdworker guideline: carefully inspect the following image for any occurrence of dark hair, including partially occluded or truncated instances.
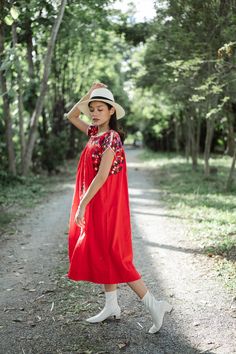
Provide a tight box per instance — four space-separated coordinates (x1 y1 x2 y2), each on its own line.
105 102 126 144
89 101 126 143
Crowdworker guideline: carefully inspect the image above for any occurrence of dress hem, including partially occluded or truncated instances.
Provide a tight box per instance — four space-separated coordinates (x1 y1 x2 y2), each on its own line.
66 273 142 284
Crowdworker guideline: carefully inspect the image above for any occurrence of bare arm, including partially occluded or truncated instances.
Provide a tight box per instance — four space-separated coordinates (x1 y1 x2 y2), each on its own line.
66 82 108 135
75 147 115 227
66 93 90 135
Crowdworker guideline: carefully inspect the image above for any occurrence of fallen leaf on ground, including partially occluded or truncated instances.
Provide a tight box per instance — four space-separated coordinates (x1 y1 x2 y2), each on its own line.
34 294 45 301
50 302 55 311
4 307 16 312
12 318 23 322
27 321 36 327
136 321 143 328
117 341 129 349
42 288 56 294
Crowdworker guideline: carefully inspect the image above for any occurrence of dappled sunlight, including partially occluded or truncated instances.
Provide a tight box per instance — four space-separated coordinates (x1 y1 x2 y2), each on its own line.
129 186 163 209
126 160 147 169
134 150 236 291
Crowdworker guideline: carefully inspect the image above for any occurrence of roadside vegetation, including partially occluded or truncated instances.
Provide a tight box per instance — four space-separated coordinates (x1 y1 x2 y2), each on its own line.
0 159 77 235
139 149 236 290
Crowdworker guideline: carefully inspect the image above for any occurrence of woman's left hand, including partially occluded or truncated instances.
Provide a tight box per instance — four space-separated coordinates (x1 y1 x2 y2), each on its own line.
74 204 86 228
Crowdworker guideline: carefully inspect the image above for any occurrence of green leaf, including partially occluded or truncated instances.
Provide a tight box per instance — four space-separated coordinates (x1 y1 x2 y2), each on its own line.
4 15 14 26
10 6 20 20
0 60 12 71
189 94 206 103
206 107 220 119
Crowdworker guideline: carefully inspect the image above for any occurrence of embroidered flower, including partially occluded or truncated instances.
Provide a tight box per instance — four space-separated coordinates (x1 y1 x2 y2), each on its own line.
87 125 98 137
88 126 124 175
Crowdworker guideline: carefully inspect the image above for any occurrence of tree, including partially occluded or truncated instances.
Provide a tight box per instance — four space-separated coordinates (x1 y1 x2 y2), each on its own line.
22 0 67 175
0 0 131 176
0 0 16 175
134 0 236 183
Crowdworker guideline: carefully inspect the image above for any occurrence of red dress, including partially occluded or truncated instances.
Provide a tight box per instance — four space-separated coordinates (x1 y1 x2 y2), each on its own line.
67 125 141 284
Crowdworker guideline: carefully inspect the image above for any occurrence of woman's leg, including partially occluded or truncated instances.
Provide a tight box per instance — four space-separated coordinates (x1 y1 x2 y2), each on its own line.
128 278 173 334
127 279 148 299
104 284 117 292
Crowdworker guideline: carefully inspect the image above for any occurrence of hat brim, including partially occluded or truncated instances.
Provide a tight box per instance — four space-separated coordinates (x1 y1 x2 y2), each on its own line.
77 98 125 119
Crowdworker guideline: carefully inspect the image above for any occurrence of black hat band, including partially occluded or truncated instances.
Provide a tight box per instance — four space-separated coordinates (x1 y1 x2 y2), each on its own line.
91 96 114 102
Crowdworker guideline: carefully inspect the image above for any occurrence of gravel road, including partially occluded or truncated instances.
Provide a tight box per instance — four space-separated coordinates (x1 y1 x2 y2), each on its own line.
0 148 235 354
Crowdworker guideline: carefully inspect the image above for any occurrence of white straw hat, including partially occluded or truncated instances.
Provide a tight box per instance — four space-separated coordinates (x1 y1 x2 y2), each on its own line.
77 88 125 119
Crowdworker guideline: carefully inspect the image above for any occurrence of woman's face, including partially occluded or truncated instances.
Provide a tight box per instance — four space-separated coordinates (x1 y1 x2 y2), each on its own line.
88 101 115 128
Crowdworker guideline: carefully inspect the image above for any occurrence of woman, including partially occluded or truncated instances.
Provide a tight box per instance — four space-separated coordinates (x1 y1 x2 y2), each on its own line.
66 82 173 334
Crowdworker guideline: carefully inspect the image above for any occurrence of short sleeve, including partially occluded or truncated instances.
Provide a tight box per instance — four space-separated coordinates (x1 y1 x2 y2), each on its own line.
101 131 122 155
87 124 98 137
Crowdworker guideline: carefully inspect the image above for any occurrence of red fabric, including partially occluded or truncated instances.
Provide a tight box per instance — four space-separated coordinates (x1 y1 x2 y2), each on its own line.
67 125 141 284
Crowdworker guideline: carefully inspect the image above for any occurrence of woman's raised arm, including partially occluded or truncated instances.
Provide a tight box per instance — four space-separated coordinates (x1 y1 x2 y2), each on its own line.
66 93 90 135
66 82 108 135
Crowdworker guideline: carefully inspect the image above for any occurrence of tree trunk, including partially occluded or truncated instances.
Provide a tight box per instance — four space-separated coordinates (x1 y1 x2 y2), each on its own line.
204 117 215 177
52 96 65 135
225 111 235 157
0 0 16 175
226 145 236 191
22 0 67 175
25 16 34 80
196 116 201 154
24 14 37 116
174 117 180 153
189 116 198 170
185 115 191 162
12 22 25 173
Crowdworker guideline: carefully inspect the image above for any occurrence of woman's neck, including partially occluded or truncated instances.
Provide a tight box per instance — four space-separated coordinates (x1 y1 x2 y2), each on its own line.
98 125 110 134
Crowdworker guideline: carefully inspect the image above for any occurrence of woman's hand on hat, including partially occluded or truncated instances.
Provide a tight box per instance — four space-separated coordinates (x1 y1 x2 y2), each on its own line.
88 82 107 94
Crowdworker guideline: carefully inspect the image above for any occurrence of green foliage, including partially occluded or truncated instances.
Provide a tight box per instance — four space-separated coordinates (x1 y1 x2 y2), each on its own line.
1 0 236 189
39 131 68 174
0 0 132 176
133 0 236 160
4 5 20 25
0 159 77 233
0 170 25 186
115 21 152 46
139 149 236 289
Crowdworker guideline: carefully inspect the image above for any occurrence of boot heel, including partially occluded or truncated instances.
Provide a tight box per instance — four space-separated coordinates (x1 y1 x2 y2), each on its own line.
113 309 121 320
142 292 173 334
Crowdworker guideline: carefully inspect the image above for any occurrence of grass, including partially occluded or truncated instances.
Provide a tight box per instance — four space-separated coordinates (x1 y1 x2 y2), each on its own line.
0 159 77 235
138 149 236 291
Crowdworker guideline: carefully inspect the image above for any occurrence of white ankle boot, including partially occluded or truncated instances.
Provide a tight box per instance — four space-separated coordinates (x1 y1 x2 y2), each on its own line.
86 290 121 323
142 291 173 333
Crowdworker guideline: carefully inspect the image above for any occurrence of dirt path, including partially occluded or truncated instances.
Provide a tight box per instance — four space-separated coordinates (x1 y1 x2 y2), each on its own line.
0 148 235 354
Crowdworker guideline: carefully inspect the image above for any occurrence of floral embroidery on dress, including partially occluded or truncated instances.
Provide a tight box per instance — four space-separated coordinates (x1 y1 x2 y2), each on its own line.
91 146 102 172
87 124 98 137
87 125 124 175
